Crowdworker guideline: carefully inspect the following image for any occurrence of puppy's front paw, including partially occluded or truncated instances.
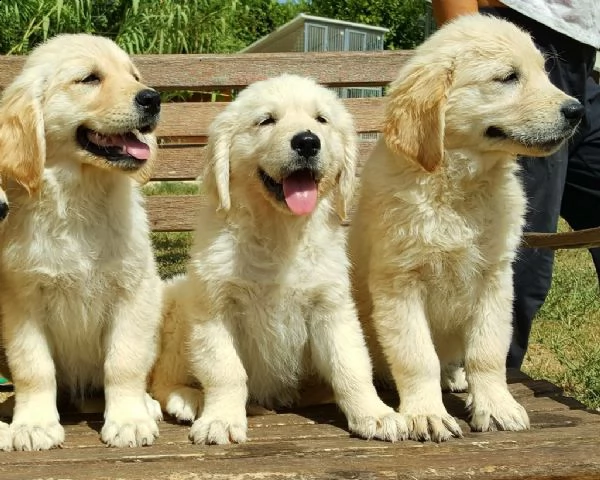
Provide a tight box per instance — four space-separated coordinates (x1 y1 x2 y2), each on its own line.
144 393 163 423
468 391 529 432
11 420 65 451
189 410 247 445
0 422 12 451
347 407 408 443
404 412 463 442
441 364 468 392
101 412 159 448
165 386 203 423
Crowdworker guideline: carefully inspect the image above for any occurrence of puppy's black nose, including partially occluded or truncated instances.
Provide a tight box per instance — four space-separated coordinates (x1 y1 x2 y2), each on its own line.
0 202 8 221
291 131 321 158
561 100 584 126
135 89 161 115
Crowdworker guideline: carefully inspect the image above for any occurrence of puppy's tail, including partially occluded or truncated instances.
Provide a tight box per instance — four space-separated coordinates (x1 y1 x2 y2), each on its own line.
160 274 188 333
149 274 192 399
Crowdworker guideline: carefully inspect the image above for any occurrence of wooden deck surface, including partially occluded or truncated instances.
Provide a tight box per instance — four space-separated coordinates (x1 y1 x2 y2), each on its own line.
1 370 599 480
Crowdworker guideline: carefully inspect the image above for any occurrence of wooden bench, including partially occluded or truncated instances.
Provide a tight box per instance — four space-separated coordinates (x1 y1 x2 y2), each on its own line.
1 51 600 479
0 369 599 479
1 50 598 246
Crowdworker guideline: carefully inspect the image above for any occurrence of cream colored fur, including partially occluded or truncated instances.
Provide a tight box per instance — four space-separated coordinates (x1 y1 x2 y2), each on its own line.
151 74 408 445
349 15 581 442
0 34 163 451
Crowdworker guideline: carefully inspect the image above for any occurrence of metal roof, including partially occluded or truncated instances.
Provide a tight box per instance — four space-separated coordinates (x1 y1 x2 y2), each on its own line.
240 13 389 53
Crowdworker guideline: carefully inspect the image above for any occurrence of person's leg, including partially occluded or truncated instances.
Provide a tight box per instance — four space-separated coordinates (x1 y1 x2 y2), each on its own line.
561 79 600 280
508 150 568 368
480 7 594 368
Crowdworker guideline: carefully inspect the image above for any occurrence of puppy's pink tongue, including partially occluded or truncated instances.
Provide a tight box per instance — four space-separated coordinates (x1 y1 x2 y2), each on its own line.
282 171 318 215
87 131 150 160
122 137 150 160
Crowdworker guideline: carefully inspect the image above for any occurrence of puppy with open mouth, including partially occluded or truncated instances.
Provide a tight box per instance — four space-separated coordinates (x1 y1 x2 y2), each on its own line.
150 74 408 445
258 129 322 215
0 34 163 451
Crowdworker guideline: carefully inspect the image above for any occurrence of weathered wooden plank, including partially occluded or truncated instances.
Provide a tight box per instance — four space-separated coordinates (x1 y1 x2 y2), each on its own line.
2 424 600 480
31 404 600 450
146 195 202 231
153 145 203 180
523 226 600 250
0 51 409 91
145 182 598 250
4 420 600 458
152 142 377 181
139 51 408 90
1 371 599 478
146 195 359 231
156 98 384 138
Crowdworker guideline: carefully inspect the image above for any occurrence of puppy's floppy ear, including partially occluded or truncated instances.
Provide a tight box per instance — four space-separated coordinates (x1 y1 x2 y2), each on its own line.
335 129 357 222
203 116 231 212
383 59 454 173
0 78 46 194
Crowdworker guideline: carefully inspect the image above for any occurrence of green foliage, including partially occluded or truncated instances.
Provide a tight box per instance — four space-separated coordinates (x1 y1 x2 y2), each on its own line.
114 0 243 54
0 0 243 54
0 0 120 54
307 0 427 49
0 0 428 55
232 0 309 48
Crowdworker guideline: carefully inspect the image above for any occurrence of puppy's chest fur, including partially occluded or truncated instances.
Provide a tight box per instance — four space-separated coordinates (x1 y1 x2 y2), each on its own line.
226 283 313 408
0 170 149 390
383 162 525 321
204 219 345 408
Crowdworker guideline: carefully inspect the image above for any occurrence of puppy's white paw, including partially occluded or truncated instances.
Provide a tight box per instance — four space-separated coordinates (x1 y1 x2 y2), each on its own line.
101 411 159 447
0 421 12 452
468 390 530 432
189 410 247 445
247 404 276 416
404 412 463 442
144 393 163 422
441 364 468 392
11 420 65 451
165 386 204 423
347 406 408 443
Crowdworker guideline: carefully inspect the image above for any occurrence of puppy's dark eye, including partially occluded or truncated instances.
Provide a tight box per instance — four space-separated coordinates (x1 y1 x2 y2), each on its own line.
496 71 519 83
133 73 140 82
258 115 276 126
316 115 328 124
79 73 101 84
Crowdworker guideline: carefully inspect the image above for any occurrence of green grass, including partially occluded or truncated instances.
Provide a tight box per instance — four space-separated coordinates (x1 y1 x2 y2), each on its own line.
522 220 600 410
145 182 197 279
143 181 200 196
152 232 193 279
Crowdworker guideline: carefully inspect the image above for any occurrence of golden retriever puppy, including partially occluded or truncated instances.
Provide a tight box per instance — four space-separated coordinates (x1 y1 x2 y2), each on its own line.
150 74 408 445
0 34 163 451
349 14 583 442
